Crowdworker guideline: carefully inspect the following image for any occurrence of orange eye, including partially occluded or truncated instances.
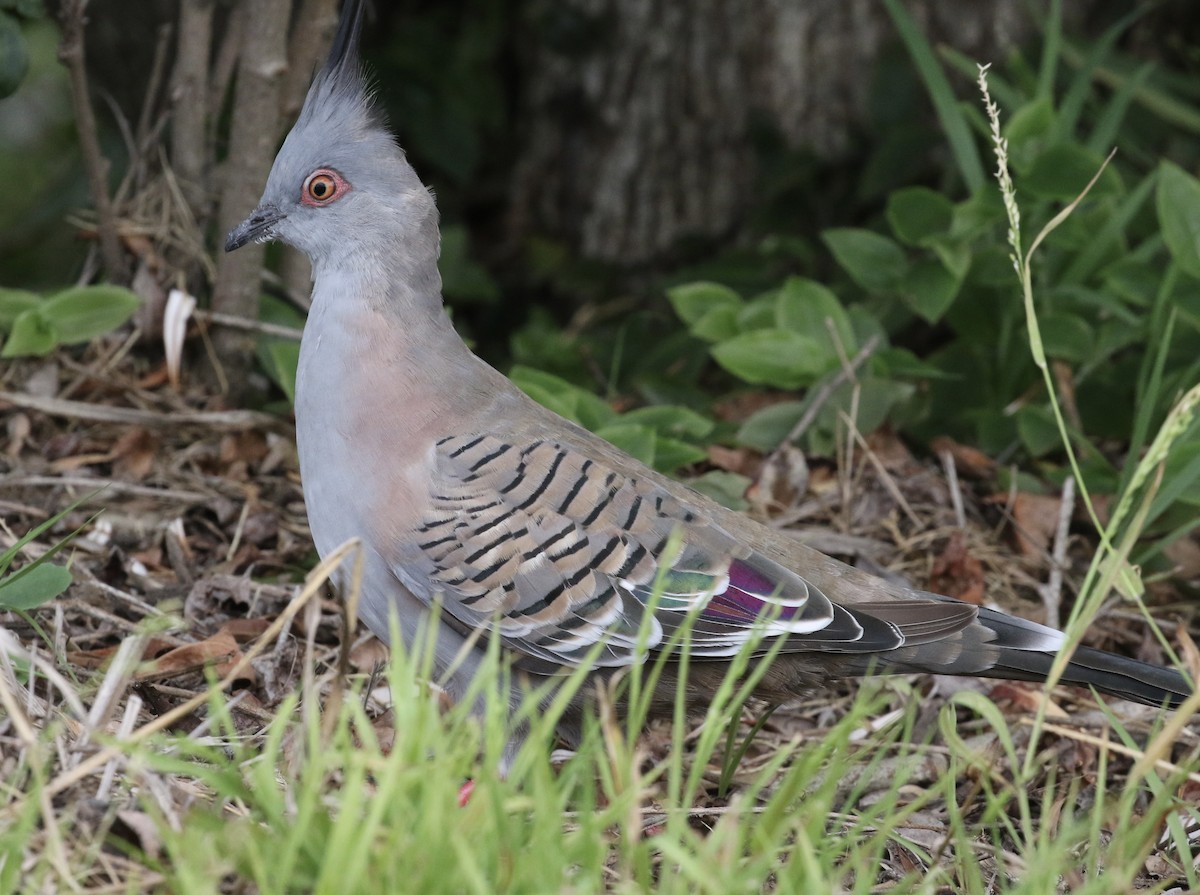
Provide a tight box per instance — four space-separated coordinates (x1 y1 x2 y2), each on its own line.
302 169 349 206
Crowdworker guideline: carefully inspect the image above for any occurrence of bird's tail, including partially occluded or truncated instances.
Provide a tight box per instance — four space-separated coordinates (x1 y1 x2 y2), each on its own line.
842 602 1193 708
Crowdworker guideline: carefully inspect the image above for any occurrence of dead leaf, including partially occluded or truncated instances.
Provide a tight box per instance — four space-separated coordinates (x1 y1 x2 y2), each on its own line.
989 681 1068 719
930 436 997 479
350 636 390 671
864 427 914 471
1164 534 1200 581
988 491 1061 560
134 625 254 687
222 616 273 642
928 532 985 604
712 390 792 423
111 427 159 480
113 809 163 860
5 412 30 457
220 431 270 467
67 638 175 670
706 444 760 477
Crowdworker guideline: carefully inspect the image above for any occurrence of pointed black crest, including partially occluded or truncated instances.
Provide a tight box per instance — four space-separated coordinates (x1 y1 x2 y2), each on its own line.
323 0 367 85
292 0 384 137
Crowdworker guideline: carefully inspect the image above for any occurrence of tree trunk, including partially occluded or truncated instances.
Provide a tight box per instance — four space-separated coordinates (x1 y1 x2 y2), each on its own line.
210 0 292 398
508 0 1064 266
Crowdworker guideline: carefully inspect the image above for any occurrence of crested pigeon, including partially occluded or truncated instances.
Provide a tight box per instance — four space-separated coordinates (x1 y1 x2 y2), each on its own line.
226 0 1192 756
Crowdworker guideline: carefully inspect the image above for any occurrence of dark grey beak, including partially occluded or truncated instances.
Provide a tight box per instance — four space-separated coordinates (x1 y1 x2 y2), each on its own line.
224 205 285 252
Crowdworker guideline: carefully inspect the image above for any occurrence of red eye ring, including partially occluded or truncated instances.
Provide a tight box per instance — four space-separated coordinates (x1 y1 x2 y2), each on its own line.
302 168 350 206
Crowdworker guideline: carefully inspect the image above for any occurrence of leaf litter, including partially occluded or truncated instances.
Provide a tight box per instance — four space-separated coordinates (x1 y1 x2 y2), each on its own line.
1 337 1198 891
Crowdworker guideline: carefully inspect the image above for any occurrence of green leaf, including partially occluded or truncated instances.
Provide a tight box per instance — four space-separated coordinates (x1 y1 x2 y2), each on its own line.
1021 144 1123 201
686 470 751 511
1038 313 1093 363
668 282 742 327
0 562 73 610
774 278 856 355
1002 96 1055 165
1016 405 1062 457
265 341 301 403
0 12 28 99
1100 257 1157 308
734 295 777 332
40 285 141 344
899 258 962 323
876 347 956 380
594 423 656 467
620 405 714 439
1157 161 1200 280
711 330 826 390
1 308 56 357
821 228 908 293
689 305 741 342
0 287 39 330
509 366 615 431
886 187 954 246
439 225 499 304
649 436 708 473
736 401 804 453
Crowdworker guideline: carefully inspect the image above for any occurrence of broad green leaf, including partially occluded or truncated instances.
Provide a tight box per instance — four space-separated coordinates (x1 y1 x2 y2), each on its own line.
594 423 656 467
620 405 714 439
668 281 742 327
1002 96 1055 165
1100 257 1157 308
927 236 972 281
0 287 38 330
774 278 856 355
1 308 56 357
687 470 751 511
886 187 954 246
1157 160 1200 279
1016 405 1062 457
711 329 826 390
1021 144 1123 201
899 258 961 323
1038 313 1094 363
509 366 615 431
0 562 73 610
876 347 956 380
735 295 777 332
689 305 740 342
821 228 908 293
40 285 141 344
255 294 305 403
950 186 1007 238
736 401 804 453
265 341 301 403
650 436 708 473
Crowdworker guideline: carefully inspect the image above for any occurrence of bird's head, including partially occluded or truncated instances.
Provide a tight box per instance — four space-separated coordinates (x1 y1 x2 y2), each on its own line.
225 0 437 271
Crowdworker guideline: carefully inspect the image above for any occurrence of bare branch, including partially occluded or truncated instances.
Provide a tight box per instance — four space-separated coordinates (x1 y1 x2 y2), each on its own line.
56 0 127 281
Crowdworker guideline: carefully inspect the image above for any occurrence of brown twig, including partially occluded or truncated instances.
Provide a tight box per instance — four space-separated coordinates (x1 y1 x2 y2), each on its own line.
763 334 880 469
56 0 127 281
0 390 285 432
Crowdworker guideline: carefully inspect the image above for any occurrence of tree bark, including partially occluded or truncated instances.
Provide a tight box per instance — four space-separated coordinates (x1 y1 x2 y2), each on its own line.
508 0 1061 266
210 0 291 397
169 0 215 214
